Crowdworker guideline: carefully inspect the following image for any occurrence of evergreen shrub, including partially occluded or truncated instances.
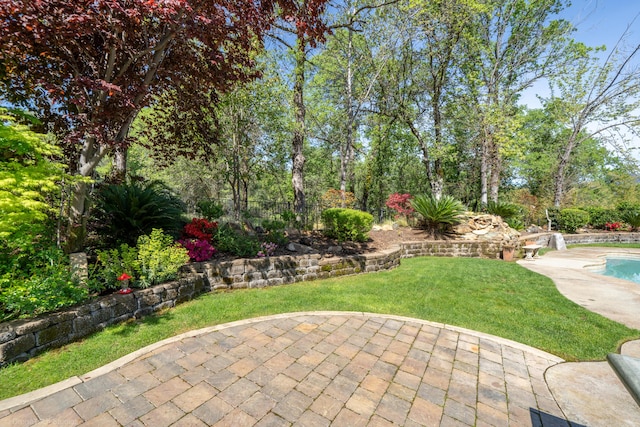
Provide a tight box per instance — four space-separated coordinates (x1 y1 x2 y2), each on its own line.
583 207 619 229
558 208 589 233
321 208 373 242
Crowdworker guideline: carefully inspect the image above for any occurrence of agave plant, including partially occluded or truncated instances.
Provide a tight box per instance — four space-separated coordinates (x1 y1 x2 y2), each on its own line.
411 195 466 233
91 180 186 247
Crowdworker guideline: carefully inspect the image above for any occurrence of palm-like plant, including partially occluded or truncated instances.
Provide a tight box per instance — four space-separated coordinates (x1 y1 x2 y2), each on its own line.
622 210 640 231
91 180 186 247
411 195 466 233
486 200 524 230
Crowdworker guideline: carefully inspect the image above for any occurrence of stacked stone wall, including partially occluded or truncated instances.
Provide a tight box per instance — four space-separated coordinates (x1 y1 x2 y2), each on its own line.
5 232 640 366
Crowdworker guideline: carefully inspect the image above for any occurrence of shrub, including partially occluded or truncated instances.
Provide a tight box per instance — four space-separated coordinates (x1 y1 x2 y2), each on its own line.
583 207 620 229
604 222 623 231
321 208 373 242
621 210 640 231
179 238 216 262
411 195 466 232
320 189 356 209
385 193 414 218
261 219 287 245
0 109 68 247
91 180 185 247
95 244 140 291
0 247 87 321
196 200 224 221
136 229 189 288
183 218 217 242
257 242 278 257
214 224 262 258
558 208 589 233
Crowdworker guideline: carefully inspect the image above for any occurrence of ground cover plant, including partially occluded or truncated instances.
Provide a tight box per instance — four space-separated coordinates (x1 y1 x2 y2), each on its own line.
0 256 636 400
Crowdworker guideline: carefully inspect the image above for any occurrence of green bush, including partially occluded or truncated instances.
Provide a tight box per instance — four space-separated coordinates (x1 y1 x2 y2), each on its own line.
214 224 262 258
94 244 140 291
91 180 186 247
136 229 189 288
321 208 373 242
411 195 466 232
583 207 620 229
558 208 590 233
0 247 87 321
261 219 288 245
196 200 224 221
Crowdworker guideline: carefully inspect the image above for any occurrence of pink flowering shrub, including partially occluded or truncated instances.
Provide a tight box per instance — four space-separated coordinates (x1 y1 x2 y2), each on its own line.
179 238 216 262
257 242 277 257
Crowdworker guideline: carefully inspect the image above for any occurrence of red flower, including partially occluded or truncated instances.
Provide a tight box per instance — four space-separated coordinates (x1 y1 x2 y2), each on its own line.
117 273 132 281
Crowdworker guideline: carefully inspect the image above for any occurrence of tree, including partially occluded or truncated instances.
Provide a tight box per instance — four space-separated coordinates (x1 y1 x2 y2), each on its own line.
548 38 640 206
461 0 574 205
0 0 327 249
130 56 293 216
386 0 478 199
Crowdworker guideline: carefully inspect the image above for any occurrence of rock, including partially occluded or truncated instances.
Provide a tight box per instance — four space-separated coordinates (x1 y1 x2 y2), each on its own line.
550 233 567 251
527 225 543 233
328 246 343 254
286 242 316 254
472 228 489 235
454 214 520 243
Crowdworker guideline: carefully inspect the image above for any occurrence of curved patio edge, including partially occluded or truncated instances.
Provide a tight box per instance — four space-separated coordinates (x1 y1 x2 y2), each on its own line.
517 247 640 330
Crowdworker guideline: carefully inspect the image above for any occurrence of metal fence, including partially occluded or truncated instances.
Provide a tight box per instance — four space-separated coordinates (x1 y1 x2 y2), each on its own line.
215 199 394 229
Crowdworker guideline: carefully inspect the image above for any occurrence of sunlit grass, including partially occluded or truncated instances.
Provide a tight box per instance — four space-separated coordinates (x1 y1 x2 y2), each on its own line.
0 257 637 400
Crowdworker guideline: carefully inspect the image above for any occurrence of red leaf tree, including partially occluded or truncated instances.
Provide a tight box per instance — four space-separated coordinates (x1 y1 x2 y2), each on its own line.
0 0 327 250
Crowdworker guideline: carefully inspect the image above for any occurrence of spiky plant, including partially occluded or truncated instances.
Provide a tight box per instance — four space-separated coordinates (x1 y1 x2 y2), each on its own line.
622 210 640 231
91 180 185 247
411 195 466 233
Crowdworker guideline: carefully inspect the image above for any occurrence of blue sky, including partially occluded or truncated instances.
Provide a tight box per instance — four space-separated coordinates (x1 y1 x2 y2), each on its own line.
562 0 640 50
519 0 640 108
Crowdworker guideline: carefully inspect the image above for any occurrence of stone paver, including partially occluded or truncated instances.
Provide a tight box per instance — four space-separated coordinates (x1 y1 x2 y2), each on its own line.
0 312 570 426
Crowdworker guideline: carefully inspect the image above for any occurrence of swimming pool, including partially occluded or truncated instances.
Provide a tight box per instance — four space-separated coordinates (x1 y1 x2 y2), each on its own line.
600 257 640 284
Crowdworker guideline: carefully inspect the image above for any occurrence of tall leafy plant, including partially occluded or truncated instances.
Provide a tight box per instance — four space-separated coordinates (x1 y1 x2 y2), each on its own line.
91 180 185 247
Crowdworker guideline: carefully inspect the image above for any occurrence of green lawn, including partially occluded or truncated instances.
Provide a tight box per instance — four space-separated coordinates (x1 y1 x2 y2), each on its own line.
1 256 637 400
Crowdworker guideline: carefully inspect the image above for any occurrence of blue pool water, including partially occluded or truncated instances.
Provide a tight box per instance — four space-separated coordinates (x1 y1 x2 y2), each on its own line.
601 258 640 284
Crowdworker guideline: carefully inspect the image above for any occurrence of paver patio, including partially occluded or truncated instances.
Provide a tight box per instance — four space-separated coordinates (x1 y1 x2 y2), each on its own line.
1 312 569 426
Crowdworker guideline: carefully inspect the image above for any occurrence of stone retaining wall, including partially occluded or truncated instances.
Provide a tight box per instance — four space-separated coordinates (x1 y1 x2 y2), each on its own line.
0 275 208 367
5 232 638 367
517 232 640 247
402 240 503 259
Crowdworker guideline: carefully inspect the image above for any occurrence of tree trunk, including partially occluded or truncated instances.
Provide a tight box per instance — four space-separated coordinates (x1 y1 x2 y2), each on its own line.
340 27 355 207
111 147 127 183
489 140 501 202
553 132 579 207
292 40 307 221
65 135 109 252
480 133 490 207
